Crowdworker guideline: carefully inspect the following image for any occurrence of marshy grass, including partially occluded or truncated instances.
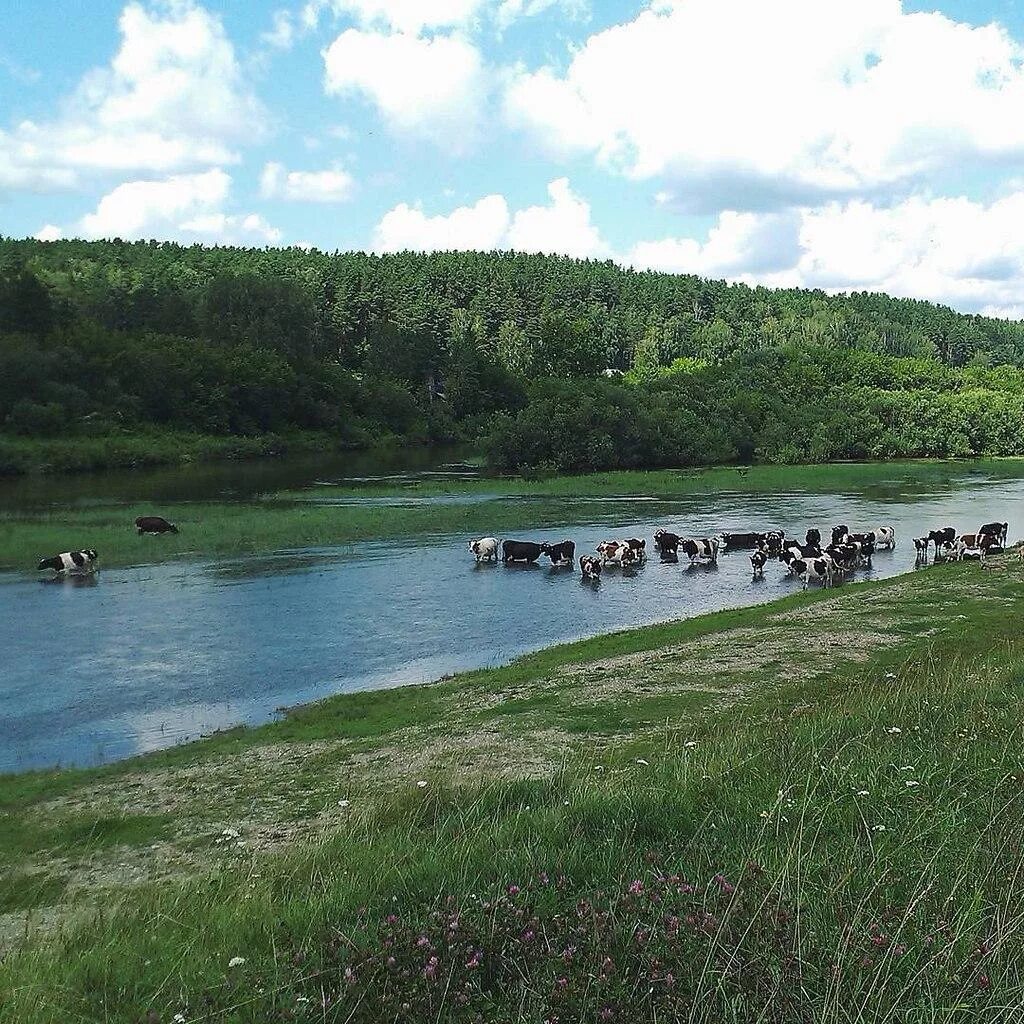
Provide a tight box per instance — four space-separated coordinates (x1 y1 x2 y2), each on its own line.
2 559 1024 1021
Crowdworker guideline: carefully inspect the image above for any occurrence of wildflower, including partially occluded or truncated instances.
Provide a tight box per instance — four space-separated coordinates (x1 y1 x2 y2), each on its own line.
856 790 870 797
886 727 902 735
760 810 771 819
337 799 350 808
636 758 649 766
344 966 356 985
872 824 886 832
885 672 896 680
554 977 568 992
629 879 644 896
599 1008 615 1021
173 1016 187 1024
423 955 440 980
386 913 398 925
905 780 920 788
507 884 521 896
416 936 431 948
417 780 427 788
978 974 991 989
227 957 246 968
466 951 482 969
684 740 697 749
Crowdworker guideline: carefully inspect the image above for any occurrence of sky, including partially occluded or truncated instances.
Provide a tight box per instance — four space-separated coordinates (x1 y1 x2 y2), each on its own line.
4 0 1024 317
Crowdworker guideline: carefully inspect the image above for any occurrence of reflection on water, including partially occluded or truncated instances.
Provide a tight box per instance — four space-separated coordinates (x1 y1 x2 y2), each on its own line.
2 460 1024 773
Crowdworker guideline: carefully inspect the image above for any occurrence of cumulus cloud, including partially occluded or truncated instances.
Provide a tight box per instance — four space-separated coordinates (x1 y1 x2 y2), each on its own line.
260 161 355 202
74 169 280 244
627 192 1024 317
323 29 485 145
0 1 265 194
373 177 609 257
505 0 1024 211
34 224 64 242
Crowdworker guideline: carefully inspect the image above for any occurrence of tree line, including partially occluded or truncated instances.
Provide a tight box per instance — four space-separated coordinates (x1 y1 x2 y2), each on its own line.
2 237 1024 473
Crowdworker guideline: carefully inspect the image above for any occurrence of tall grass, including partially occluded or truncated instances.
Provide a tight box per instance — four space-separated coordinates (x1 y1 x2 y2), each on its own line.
4 634 1024 1022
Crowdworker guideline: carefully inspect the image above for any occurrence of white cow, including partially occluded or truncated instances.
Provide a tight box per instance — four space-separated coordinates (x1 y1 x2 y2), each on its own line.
468 537 499 562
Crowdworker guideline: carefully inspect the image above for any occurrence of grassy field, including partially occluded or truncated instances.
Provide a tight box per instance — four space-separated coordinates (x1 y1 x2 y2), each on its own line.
3 457 1023 572
2 552 1024 1021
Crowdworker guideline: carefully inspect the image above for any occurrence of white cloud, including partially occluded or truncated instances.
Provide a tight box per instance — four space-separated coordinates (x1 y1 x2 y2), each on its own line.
34 224 64 242
373 177 609 257
73 169 280 244
260 161 355 202
374 194 510 251
323 0 486 34
505 0 1024 211
262 9 297 48
323 29 485 145
1 1 265 194
627 192 1024 317
496 0 588 30
507 177 610 257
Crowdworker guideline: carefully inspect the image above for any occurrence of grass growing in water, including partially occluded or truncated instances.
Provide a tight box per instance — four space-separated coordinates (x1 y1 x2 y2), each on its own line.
2 557 1024 1021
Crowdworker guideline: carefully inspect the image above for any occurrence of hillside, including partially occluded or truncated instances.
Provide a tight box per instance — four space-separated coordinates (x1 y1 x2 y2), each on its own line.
3 240 1024 474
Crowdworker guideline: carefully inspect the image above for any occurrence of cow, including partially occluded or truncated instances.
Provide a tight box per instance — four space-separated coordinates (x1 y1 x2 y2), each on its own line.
848 534 876 565
806 528 821 547
826 542 860 575
779 548 800 575
927 527 956 552
624 538 647 562
679 537 719 565
598 541 638 568
785 541 821 560
38 549 98 575
750 548 768 580
542 540 576 567
469 537 499 562
831 525 849 546
795 555 833 590
653 530 680 559
579 555 602 580
913 537 929 563
956 540 986 563
870 527 896 551
136 515 178 535
979 522 1008 547
763 530 786 555
721 532 760 551
502 540 543 564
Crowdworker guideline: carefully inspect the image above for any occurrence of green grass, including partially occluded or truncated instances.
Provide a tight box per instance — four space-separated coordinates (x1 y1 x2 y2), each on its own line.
2 558 1024 1020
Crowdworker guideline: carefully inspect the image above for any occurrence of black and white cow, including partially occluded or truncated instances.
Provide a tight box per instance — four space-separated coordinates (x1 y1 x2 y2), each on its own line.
869 526 896 550
502 540 543 564
37 549 98 575
927 527 957 552
680 537 719 565
469 537 499 562
750 548 768 580
913 536 929 560
763 530 786 556
806 528 821 547
136 515 178 535
979 522 1008 547
624 538 647 562
579 555 602 580
542 540 576 567
831 525 849 546
794 554 833 589
653 530 680 559
826 542 860 575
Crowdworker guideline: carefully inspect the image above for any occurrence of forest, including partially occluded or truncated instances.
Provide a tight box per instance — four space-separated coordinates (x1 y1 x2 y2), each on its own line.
2 237 1024 474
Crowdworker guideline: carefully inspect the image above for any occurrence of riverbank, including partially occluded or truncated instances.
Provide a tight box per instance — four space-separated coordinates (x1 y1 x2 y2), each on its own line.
0 430 364 477
3 457 1023 572
3 554 1024 1020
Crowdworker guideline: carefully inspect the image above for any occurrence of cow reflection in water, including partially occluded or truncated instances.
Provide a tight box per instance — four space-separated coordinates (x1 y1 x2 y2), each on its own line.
41 572 99 588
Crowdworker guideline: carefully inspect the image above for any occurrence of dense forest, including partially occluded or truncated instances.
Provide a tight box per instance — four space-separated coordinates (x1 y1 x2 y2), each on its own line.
2 237 1024 474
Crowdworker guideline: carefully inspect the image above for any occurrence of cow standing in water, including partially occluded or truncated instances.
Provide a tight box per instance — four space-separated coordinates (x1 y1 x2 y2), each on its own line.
502 540 544 564
679 537 719 565
579 555 602 580
38 550 98 575
469 537 499 562
541 540 576 567
750 547 768 580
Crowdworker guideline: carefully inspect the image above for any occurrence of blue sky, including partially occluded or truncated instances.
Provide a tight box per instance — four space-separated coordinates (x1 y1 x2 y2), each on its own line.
4 0 1024 317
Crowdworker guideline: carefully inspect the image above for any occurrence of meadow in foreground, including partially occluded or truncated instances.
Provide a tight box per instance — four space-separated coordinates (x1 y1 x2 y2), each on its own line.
2 555 1023 1021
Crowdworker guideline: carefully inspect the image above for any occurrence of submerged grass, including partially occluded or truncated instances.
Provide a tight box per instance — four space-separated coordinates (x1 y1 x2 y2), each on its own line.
3 457 1024 572
2 556 1024 1021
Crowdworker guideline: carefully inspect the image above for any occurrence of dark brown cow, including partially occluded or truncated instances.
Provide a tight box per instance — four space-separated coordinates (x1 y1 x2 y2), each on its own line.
136 516 178 535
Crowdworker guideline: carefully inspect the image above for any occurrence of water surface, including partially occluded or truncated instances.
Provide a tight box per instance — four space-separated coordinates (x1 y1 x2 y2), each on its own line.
2 459 1021 773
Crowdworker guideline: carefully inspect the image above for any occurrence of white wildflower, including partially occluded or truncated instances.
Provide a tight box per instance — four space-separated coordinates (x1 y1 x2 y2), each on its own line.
760 810 771 819
222 828 240 839
885 672 896 680
905 780 920 788
228 956 246 968
636 758 649 766
856 790 870 797
338 799 350 808
886 727 902 735
173 1015 187 1023
417 780 427 788
684 741 697 749
872 824 886 832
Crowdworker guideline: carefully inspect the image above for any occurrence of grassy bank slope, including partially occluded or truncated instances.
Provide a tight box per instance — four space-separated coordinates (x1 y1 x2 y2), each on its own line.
3 458 1023 572
2 554 1024 1021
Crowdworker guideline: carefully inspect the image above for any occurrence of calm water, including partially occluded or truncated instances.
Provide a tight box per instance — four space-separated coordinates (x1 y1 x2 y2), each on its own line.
2 457 1022 773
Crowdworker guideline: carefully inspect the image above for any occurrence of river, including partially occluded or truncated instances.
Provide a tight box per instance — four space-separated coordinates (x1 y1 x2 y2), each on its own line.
1 455 1021 773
